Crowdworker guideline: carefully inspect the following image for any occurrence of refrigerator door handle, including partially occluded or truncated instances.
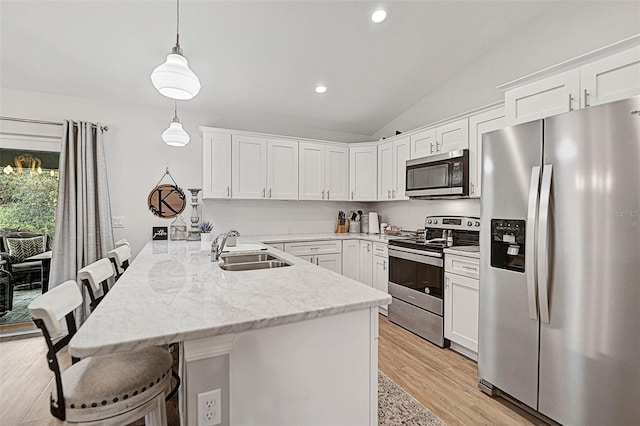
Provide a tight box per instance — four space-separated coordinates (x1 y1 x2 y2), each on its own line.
526 166 541 320
537 164 553 324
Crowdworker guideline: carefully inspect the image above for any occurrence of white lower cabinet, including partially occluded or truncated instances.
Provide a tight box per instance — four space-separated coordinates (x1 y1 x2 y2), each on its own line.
444 253 479 360
341 240 360 281
359 241 372 287
284 240 342 274
372 243 389 316
315 253 342 274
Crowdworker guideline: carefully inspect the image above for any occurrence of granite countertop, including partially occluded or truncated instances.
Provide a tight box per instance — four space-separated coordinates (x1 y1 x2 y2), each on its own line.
69 240 391 358
257 232 401 244
443 246 481 259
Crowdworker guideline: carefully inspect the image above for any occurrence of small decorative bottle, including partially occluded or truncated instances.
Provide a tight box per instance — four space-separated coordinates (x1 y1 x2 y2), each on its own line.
170 215 188 240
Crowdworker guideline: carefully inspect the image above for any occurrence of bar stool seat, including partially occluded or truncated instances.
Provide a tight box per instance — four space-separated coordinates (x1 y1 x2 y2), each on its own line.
55 347 171 423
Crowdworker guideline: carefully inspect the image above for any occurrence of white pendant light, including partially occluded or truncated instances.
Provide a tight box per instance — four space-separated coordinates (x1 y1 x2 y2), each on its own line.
151 0 201 100
162 101 190 146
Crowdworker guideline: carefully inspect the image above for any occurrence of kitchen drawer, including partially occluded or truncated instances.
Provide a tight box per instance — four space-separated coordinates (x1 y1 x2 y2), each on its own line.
284 240 341 256
445 254 479 279
373 242 388 258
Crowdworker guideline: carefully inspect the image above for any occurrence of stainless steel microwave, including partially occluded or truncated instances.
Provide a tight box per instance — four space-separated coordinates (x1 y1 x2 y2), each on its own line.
405 149 469 198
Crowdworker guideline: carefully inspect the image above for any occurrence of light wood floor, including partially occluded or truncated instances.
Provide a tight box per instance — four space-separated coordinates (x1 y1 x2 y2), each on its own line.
2 316 539 425
378 314 542 425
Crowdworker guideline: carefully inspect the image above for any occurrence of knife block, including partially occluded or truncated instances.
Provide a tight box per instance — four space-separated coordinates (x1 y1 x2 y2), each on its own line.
335 219 347 233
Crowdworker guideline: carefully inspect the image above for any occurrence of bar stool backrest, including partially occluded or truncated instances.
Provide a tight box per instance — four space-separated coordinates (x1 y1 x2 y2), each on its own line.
77 258 115 310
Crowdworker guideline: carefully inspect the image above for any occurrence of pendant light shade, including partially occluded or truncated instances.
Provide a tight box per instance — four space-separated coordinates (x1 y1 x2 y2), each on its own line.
163 102 190 146
151 51 201 100
151 0 200 100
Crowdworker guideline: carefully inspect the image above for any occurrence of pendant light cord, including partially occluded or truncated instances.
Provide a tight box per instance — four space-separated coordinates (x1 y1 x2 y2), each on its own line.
173 100 179 122
176 0 180 48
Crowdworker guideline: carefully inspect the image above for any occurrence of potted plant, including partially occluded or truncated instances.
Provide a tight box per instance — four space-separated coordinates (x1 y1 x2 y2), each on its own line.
198 221 214 241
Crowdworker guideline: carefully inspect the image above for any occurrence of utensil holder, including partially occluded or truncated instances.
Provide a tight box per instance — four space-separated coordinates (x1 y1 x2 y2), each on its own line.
335 219 347 233
349 221 361 233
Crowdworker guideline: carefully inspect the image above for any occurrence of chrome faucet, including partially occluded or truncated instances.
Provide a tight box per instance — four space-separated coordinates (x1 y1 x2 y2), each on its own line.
211 229 240 261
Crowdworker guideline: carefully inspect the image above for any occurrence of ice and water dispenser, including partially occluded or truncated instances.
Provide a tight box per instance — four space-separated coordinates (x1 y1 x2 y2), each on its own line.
490 219 526 272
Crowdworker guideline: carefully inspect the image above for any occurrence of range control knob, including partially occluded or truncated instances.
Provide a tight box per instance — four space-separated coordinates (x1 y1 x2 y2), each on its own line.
427 220 432 224
433 219 438 224
475 221 480 227
467 221 473 226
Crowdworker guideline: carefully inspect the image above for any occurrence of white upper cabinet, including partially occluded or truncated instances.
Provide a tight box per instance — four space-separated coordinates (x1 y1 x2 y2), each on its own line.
232 135 268 199
298 142 325 200
409 128 436 159
436 118 469 153
267 138 298 200
377 141 393 201
298 143 348 201
580 46 640 108
505 69 580 126
504 43 640 126
378 137 410 201
324 145 349 201
468 106 505 198
202 131 232 199
409 120 468 159
349 145 377 201
392 137 410 201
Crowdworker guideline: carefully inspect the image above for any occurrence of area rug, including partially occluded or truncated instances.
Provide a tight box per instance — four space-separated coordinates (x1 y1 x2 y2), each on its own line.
0 288 40 325
379 371 447 426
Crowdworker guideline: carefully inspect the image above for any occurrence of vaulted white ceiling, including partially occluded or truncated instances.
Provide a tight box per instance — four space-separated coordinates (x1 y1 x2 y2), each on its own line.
1 1 558 137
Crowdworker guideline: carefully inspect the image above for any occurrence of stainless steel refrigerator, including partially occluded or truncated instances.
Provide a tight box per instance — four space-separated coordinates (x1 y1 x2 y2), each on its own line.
479 96 640 425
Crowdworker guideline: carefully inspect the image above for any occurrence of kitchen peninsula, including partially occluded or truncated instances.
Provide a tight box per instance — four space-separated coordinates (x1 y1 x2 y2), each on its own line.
69 240 390 426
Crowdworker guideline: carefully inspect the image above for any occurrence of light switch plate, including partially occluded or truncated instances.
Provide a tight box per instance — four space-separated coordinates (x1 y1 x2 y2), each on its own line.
112 216 125 228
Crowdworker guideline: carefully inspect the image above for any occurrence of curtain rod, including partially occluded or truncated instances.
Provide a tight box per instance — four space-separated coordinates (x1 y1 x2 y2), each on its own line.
0 116 109 132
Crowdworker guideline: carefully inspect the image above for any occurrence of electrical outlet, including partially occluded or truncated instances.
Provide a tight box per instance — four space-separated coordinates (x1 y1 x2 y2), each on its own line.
197 388 221 426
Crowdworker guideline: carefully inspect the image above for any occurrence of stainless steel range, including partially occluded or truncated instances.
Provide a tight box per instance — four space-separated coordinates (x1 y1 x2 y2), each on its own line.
387 216 480 347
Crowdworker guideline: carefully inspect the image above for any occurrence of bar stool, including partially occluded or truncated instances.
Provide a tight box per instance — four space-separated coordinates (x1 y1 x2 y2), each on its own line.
107 244 132 281
28 280 171 425
115 239 131 249
77 258 114 311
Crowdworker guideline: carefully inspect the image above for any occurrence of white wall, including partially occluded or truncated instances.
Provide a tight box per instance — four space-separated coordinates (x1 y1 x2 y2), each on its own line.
371 199 481 231
373 1 640 139
0 88 369 255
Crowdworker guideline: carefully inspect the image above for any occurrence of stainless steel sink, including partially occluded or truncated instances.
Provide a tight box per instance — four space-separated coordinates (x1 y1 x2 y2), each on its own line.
220 252 278 264
219 260 291 271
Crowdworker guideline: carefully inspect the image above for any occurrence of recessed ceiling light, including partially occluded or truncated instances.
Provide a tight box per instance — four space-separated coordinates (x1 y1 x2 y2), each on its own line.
371 8 388 23
315 85 327 94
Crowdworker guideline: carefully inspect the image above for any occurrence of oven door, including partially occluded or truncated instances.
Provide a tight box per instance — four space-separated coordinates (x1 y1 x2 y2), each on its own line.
388 246 444 315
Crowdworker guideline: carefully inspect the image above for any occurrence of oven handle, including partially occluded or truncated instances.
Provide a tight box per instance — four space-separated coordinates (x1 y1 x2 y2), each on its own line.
388 247 443 267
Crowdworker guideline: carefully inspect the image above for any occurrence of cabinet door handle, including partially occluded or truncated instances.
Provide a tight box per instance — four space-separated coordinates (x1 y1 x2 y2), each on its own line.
392 189 396 198
470 183 474 195
584 89 590 108
316 257 319 265
351 190 354 200
430 143 434 154
387 189 391 199
445 276 450 290
227 186 230 197
435 141 440 152
322 190 325 200
269 188 272 198
327 190 330 200
568 93 574 111
383 260 386 271
367 245 371 253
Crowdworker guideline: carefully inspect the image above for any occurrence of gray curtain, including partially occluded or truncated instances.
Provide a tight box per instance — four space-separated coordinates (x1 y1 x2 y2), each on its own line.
49 120 113 321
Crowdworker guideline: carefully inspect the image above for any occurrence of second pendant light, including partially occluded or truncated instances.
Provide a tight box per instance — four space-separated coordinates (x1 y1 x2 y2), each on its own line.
162 101 190 147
